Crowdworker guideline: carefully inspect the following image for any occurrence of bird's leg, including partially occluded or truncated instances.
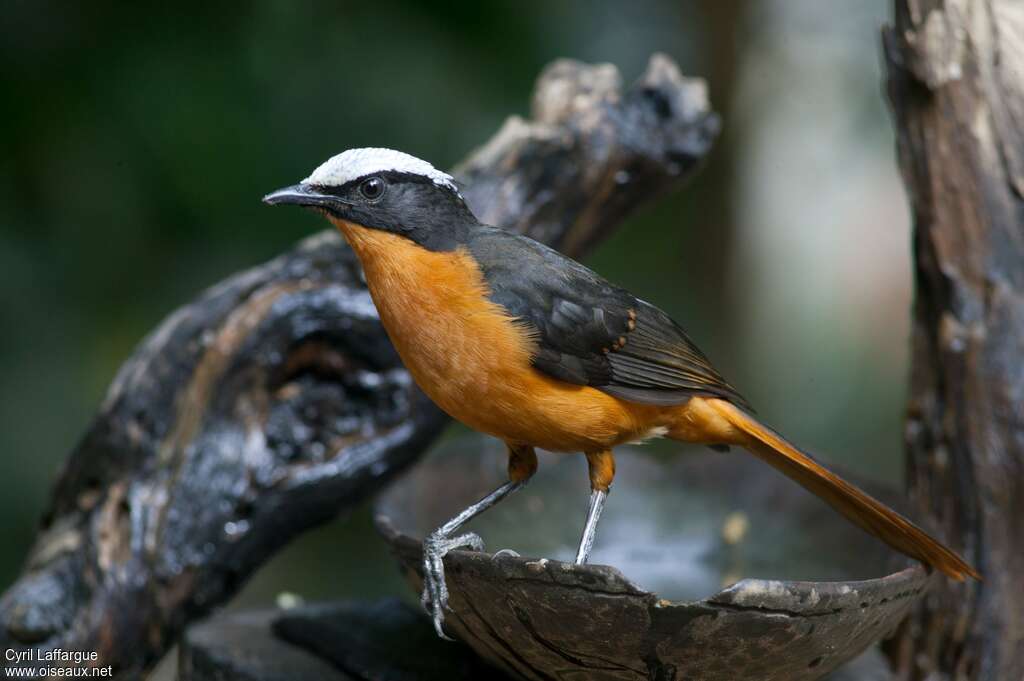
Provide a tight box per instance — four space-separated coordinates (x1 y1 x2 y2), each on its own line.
575 449 615 564
422 443 537 639
421 482 520 639
575 489 608 564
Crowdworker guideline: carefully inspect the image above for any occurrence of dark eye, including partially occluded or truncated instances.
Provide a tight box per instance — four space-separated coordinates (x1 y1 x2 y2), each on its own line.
359 176 385 200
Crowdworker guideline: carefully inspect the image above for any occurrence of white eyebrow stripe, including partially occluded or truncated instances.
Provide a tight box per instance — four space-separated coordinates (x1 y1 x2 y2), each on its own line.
301 147 459 194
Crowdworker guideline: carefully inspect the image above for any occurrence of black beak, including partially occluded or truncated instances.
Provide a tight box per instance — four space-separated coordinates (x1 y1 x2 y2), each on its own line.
262 184 349 213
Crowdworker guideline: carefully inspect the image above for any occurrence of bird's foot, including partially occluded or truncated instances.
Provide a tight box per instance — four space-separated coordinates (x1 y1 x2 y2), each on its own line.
421 530 485 640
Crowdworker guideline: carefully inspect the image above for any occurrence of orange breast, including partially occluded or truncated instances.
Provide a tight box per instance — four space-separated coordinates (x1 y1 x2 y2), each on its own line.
333 220 666 452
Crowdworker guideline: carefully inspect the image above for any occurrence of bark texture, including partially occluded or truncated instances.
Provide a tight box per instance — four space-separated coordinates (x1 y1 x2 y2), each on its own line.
178 599 897 681
0 54 719 678
883 2 1024 679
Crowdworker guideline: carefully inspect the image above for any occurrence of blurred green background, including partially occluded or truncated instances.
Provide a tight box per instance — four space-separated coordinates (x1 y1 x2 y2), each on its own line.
1 0 909 636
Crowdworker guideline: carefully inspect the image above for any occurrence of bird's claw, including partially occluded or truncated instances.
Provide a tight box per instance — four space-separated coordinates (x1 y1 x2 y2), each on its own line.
421 531 485 640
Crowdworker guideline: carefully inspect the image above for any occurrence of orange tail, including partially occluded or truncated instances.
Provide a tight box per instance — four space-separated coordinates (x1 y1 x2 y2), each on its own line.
705 398 980 581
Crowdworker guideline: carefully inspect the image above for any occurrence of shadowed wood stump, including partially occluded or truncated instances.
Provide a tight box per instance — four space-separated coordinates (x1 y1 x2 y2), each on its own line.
179 600 503 681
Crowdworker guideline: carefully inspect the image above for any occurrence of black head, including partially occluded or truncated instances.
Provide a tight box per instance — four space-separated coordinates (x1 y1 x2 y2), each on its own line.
263 148 477 251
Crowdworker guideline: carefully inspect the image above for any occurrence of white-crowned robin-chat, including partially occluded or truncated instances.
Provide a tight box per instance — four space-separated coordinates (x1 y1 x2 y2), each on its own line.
265 148 979 638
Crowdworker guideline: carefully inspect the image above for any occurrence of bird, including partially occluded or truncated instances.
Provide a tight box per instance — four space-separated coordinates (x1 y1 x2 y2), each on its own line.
264 147 980 639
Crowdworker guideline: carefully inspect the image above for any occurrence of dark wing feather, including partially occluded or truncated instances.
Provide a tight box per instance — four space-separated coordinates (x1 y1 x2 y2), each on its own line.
466 227 750 409
602 301 750 408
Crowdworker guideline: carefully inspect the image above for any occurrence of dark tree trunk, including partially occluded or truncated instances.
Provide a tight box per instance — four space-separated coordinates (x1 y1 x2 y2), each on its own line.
0 55 720 678
883 2 1024 679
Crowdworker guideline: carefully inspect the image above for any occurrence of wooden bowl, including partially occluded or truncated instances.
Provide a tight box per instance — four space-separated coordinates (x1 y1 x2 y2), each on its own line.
375 435 932 681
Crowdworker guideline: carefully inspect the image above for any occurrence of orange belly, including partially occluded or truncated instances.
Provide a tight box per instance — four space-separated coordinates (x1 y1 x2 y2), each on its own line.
333 220 668 452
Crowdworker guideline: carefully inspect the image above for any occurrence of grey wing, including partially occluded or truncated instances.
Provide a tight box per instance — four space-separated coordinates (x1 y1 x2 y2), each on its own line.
466 227 750 409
